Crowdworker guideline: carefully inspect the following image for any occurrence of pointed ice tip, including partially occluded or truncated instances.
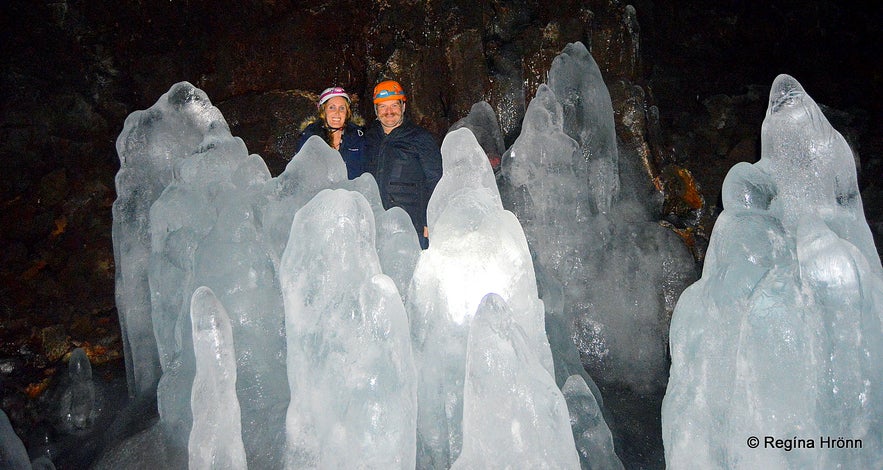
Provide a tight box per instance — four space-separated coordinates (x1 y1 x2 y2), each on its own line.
478 292 507 312
167 81 205 107
191 286 223 333
68 347 92 380
474 293 517 334
768 74 806 114
563 41 590 58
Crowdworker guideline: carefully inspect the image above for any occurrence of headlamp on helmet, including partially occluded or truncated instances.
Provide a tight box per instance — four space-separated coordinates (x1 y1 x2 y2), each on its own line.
373 80 407 104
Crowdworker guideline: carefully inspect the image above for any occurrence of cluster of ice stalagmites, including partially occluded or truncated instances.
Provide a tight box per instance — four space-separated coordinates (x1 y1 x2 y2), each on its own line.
107 74 623 469
501 42 697 393
662 75 883 469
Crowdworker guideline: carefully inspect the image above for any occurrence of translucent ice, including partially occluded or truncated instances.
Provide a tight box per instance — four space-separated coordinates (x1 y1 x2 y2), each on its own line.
410 128 558 467
662 75 883 469
501 42 696 392
759 75 881 270
375 205 422 294
188 287 247 470
147 96 286 467
562 375 623 470
113 82 229 396
108 82 417 466
449 101 506 170
451 294 579 470
1 409 33 470
262 135 349 264
281 189 416 469
106 81 625 469
547 42 619 215
57 348 96 432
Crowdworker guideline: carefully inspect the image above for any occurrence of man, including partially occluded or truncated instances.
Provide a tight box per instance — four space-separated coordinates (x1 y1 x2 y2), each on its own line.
366 80 443 249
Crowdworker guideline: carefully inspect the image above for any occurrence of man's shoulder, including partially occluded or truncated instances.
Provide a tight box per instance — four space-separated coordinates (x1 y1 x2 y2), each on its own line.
407 123 441 152
364 120 436 145
399 120 436 140
364 123 384 139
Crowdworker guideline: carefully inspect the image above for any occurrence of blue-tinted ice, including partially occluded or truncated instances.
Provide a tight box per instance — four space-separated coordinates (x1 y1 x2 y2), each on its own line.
662 75 883 469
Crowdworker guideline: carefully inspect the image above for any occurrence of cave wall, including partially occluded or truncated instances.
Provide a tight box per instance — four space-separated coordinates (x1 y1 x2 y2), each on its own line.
0 0 666 318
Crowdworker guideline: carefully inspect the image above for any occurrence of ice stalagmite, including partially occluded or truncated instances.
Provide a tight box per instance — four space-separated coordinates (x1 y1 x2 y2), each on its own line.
145 85 288 468
113 82 228 397
109 81 423 467
106 80 625 469
58 348 96 432
449 101 506 171
188 287 246 470
281 189 416 469
662 74 883 469
562 375 623 470
452 294 579 470
1 410 33 470
547 43 619 215
410 128 555 467
758 75 880 269
502 42 696 392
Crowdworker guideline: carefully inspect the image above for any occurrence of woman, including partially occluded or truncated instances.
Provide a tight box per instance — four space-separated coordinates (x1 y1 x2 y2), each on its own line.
296 86 367 180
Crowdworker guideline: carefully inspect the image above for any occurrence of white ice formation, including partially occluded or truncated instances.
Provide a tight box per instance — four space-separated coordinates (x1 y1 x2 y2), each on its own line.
107 68 623 468
501 42 697 393
662 74 883 469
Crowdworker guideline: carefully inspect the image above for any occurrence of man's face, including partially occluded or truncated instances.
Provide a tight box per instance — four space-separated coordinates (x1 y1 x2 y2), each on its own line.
376 100 404 133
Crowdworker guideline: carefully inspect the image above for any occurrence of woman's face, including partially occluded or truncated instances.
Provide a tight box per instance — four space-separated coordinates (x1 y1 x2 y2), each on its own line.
323 96 349 129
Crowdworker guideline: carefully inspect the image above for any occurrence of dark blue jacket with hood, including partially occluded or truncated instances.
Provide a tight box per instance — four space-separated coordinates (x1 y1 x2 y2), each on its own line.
296 121 367 180
365 118 443 236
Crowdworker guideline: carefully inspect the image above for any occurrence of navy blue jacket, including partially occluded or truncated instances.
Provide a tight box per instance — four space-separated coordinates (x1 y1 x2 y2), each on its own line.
366 118 443 234
296 121 367 180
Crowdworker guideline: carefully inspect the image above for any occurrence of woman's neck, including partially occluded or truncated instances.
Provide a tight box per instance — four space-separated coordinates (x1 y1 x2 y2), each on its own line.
328 125 343 149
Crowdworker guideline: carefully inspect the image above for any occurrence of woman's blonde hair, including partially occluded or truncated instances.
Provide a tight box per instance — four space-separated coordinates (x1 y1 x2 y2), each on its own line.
298 95 365 146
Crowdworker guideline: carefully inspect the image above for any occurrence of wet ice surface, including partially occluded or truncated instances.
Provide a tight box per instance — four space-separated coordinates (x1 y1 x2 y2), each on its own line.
97 68 616 468
500 42 697 394
281 189 416 469
662 75 883 468
188 287 247 470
